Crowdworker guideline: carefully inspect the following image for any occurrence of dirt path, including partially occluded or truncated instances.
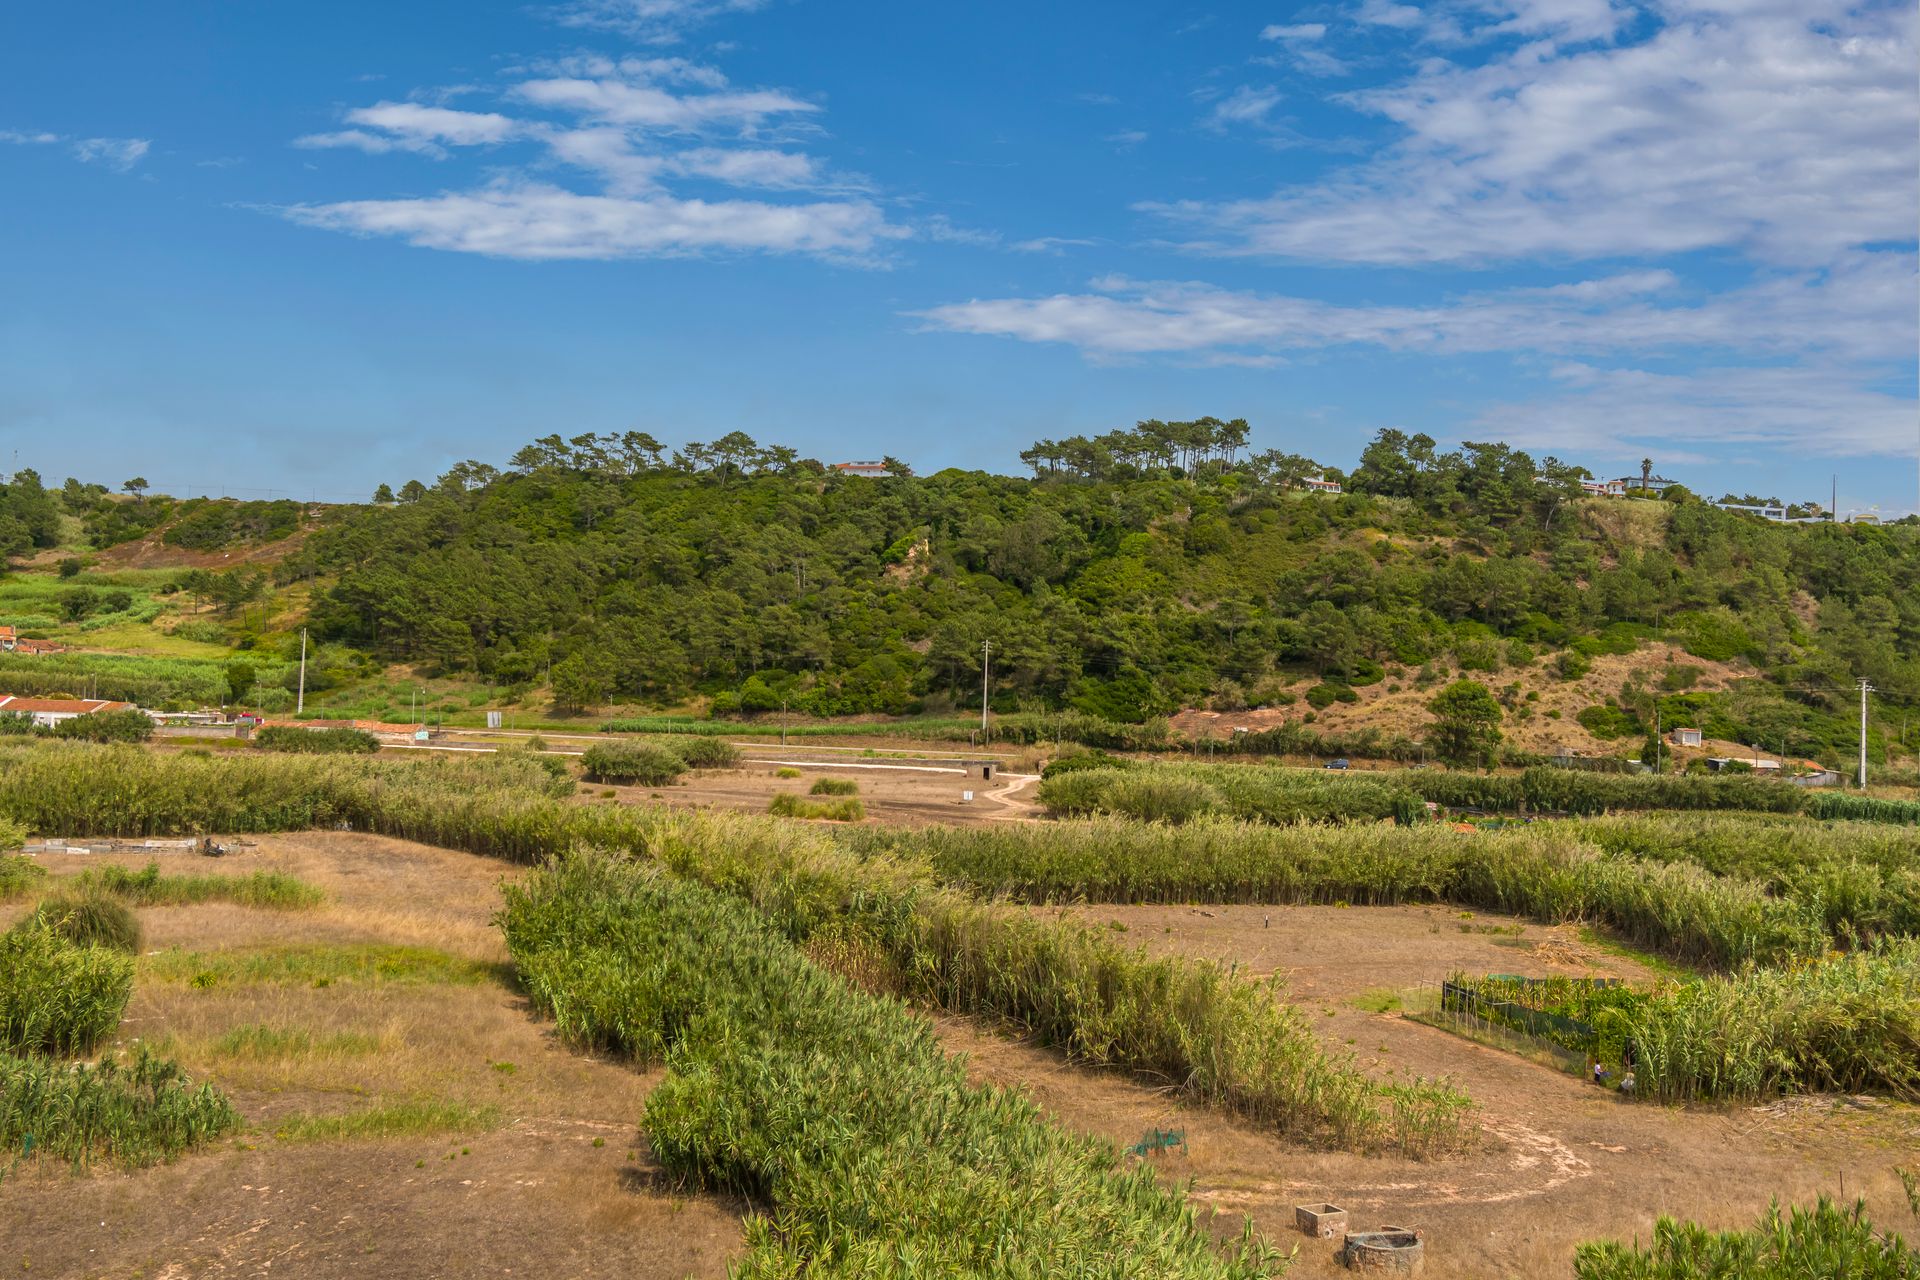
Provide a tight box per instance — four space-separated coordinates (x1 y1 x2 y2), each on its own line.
587 761 1038 828
0 834 742 1279
938 902 1918 1279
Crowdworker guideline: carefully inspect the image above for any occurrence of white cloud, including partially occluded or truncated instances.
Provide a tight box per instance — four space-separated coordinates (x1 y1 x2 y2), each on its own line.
546 0 768 43
281 35 892 263
347 102 521 146
912 254 1914 363
1010 237 1097 255
1205 85 1283 130
1105 129 1148 146
281 182 902 263
1159 0 1917 265
0 129 60 145
1261 22 1327 40
510 74 815 132
280 181 902 260
668 146 820 187
70 137 150 171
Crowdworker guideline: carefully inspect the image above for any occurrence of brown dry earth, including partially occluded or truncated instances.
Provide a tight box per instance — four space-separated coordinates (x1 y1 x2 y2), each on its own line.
0 834 742 1280
943 902 1918 1279
584 759 1038 828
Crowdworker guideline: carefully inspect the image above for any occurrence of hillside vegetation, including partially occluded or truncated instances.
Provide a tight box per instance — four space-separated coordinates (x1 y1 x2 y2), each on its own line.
0 425 1915 767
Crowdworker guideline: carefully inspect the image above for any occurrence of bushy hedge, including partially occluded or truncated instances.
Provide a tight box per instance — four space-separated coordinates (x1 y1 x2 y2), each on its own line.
580 741 687 786
50 709 153 744
252 725 380 754
671 736 741 769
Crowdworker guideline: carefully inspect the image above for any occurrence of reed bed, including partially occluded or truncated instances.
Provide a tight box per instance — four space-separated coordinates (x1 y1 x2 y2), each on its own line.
13 889 144 953
580 741 686 786
0 924 133 1056
1624 940 1920 1102
0 1046 239 1175
0 743 1466 1153
502 853 1284 1279
1040 763 1418 826
877 818 1845 969
1573 1196 1912 1278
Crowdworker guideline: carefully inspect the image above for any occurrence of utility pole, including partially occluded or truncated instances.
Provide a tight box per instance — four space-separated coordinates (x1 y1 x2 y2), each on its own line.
296 628 308 715
1857 678 1874 788
980 640 993 744
1653 705 1662 775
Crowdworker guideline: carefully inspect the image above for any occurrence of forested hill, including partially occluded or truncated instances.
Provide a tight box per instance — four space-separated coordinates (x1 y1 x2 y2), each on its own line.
259 427 1919 760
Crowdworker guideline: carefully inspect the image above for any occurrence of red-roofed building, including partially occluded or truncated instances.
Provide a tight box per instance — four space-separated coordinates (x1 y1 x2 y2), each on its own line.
831 460 893 478
0 695 136 728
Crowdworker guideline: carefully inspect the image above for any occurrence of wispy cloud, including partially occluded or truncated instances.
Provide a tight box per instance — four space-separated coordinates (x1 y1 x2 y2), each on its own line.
283 181 901 263
545 0 770 43
4 130 151 171
1158 0 1917 265
912 254 1913 367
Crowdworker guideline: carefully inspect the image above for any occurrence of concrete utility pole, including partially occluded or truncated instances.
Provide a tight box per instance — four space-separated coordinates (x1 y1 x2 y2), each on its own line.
296 628 308 715
980 640 993 742
1858 678 1875 789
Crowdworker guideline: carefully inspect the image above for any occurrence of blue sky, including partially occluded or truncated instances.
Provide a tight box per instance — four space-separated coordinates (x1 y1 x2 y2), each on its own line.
2 0 1915 513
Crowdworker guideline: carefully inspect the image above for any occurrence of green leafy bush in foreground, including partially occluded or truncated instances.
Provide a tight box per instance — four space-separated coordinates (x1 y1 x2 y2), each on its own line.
0 1046 240 1174
1573 1196 1911 1279
580 741 686 786
502 854 1285 1280
0 924 133 1056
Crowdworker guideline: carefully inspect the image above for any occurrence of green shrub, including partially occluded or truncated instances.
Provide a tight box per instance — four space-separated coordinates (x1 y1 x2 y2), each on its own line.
671 737 742 769
768 793 866 821
0 1046 239 1171
1574 1197 1911 1279
50 709 153 743
775 766 802 779
0 924 134 1055
16 889 143 953
808 776 859 796
252 725 380 754
1576 704 1640 739
580 742 687 786
1810 793 1920 825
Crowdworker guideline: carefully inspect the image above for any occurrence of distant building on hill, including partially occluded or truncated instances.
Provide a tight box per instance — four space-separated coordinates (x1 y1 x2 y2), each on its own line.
0 627 66 655
1582 479 1628 497
1298 476 1343 494
1715 501 1788 521
831 461 893 478
1669 727 1704 747
0 695 136 728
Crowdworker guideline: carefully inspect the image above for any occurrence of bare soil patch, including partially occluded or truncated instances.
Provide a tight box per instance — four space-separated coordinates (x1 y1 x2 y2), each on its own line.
938 902 1918 1279
582 758 1039 829
0 834 741 1279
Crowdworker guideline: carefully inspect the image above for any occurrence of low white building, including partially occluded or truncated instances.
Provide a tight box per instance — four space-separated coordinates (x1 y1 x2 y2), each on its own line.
0 695 136 728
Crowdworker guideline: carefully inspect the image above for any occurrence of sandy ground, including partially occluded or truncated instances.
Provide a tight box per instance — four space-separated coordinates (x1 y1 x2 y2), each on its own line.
941 902 1919 1279
0 834 742 1279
